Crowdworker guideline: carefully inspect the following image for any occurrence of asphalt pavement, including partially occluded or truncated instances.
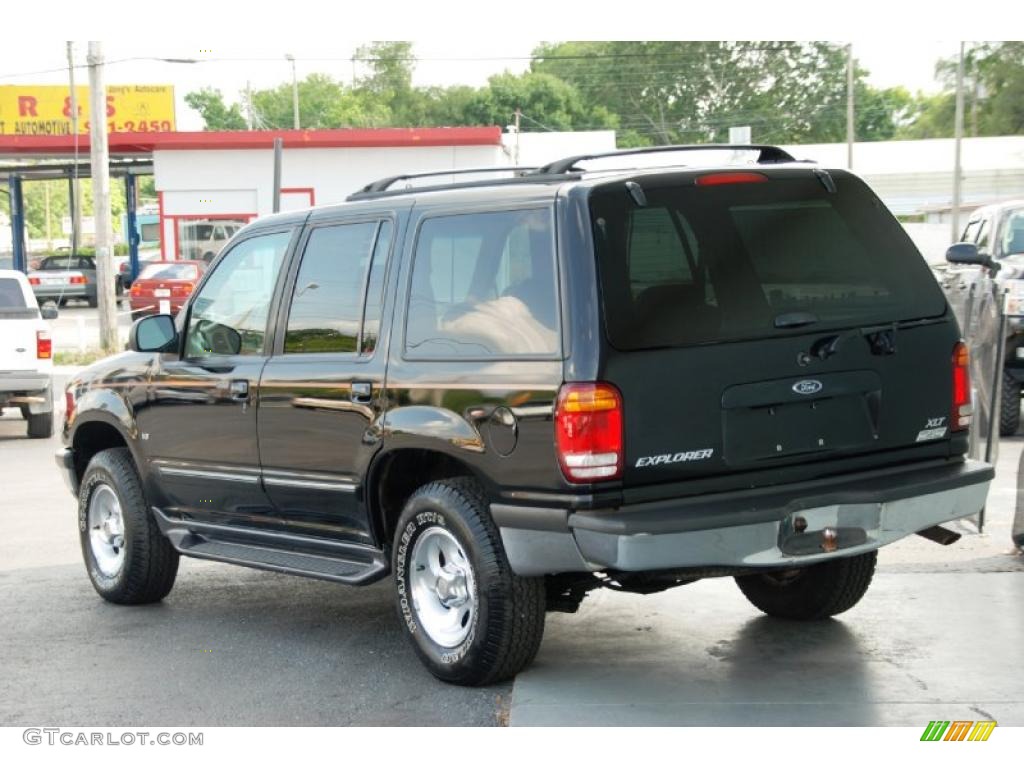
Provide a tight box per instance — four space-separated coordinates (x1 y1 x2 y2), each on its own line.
0 372 1021 726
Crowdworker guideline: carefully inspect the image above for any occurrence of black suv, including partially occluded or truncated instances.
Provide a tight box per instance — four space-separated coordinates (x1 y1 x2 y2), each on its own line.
57 145 994 686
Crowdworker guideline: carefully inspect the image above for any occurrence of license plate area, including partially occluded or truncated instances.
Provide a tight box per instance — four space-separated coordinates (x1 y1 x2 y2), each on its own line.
154 288 171 297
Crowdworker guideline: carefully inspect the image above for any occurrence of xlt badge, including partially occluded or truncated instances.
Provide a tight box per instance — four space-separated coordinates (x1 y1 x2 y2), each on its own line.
792 379 823 395
636 449 714 468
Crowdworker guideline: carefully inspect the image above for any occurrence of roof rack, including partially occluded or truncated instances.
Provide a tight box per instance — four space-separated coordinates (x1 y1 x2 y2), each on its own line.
353 166 538 196
534 144 796 175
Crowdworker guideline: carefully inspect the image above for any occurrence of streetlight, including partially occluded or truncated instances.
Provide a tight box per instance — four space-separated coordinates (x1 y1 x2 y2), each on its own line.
285 53 299 130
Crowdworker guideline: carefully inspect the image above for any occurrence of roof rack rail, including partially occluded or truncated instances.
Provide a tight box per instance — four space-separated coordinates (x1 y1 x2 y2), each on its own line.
353 166 538 196
534 144 796 175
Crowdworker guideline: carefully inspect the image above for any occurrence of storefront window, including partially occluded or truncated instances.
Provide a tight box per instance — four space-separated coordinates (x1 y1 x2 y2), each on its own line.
175 217 250 263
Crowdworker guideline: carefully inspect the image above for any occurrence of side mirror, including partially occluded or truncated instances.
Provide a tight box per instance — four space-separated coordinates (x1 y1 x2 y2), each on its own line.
130 314 178 353
40 306 58 320
946 242 999 272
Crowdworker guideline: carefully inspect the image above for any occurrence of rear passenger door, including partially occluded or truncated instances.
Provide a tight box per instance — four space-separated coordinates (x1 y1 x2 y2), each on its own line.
257 212 401 544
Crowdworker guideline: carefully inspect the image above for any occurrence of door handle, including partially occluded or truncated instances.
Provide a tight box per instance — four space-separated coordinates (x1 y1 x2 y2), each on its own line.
351 381 372 404
228 379 249 401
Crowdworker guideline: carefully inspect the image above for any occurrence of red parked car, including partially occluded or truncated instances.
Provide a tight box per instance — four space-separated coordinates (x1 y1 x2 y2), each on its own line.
128 260 206 321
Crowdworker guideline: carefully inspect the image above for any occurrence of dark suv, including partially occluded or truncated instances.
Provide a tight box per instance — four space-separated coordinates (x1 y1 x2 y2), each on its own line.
57 145 994 686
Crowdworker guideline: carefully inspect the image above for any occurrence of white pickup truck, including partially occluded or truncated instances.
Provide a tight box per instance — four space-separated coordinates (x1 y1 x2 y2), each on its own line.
0 269 56 438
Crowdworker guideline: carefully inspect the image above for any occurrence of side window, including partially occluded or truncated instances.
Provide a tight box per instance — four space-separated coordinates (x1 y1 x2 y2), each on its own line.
406 208 559 358
962 219 981 244
1004 211 1024 257
284 220 387 355
184 231 291 357
976 218 991 252
360 221 393 355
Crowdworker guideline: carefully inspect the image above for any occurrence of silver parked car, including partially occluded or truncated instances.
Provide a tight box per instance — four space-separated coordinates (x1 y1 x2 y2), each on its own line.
27 254 98 307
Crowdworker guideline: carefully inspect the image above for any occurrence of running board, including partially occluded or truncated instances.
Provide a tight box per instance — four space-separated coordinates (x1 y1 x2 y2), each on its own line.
152 508 388 585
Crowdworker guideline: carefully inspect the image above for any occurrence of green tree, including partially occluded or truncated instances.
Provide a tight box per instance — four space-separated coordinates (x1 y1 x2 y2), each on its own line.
531 41 908 145
901 42 1024 139
462 71 616 132
251 73 390 129
184 87 247 130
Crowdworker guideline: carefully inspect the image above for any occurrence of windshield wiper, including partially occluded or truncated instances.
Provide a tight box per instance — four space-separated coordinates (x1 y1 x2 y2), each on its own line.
774 311 819 329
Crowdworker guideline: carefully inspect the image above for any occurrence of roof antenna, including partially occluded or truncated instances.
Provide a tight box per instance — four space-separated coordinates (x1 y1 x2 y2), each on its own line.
625 181 647 207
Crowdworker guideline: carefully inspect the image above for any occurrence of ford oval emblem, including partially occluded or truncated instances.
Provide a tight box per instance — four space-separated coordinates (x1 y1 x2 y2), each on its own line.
792 379 823 395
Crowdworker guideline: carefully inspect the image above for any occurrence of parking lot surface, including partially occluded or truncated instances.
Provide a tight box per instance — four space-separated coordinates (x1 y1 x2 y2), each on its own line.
0 373 1021 726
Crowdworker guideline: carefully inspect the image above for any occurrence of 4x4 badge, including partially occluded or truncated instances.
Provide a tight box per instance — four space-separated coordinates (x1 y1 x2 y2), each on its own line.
792 379 823 395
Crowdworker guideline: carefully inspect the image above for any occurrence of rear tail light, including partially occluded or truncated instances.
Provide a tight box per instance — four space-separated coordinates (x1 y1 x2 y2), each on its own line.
65 389 75 422
952 341 972 431
68 275 87 285
28 277 40 285
695 171 768 186
130 283 141 295
36 329 52 359
171 282 194 297
554 382 623 483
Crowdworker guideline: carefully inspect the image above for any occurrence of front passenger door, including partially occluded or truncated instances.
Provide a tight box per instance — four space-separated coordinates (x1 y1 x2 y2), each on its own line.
139 229 293 528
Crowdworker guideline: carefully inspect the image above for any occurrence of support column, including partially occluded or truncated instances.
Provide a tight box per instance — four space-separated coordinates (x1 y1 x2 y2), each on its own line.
125 172 140 280
8 174 26 273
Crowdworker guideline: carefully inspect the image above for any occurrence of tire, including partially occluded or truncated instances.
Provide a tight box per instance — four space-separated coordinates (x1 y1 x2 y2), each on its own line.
735 550 877 620
393 477 546 686
26 411 53 439
999 370 1021 437
57 298 67 308
78 447 179 604
130 310 148 323
87 294 98 308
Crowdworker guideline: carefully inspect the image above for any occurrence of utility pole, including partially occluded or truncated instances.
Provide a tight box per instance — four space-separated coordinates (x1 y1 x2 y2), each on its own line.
44 182 52 250
66 42 82 256
285 54 299 129
952 41 966 243
244 80 254 130
846 43 855 170
513 107 521 167
87 41 118 352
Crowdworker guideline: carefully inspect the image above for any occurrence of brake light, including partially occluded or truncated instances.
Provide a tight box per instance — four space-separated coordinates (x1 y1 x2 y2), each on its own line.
130 283 141 295
952 341 972 431
68 275 87 285
36 329 52 359
554 382 623 483
171 282 194 297
695 171 768 186
28 277 40 285
65 389 75 422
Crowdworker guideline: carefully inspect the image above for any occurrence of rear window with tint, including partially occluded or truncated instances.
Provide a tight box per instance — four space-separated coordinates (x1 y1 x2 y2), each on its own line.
140 263 199 280
590 173 946 350
0 278 27 308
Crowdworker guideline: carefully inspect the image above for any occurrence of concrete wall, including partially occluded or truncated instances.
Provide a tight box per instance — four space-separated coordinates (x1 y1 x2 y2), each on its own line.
781 136 1024 215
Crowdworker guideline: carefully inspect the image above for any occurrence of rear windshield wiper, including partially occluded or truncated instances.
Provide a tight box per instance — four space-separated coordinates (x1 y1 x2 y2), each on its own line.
774 311 819 329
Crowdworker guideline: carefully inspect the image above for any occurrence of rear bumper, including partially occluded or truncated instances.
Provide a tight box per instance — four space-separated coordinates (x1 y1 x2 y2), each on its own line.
32 284 94 300
493 459 994 576
0 372 52 413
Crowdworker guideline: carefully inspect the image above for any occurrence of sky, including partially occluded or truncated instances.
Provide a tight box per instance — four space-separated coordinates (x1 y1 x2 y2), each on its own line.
0 40 963 131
